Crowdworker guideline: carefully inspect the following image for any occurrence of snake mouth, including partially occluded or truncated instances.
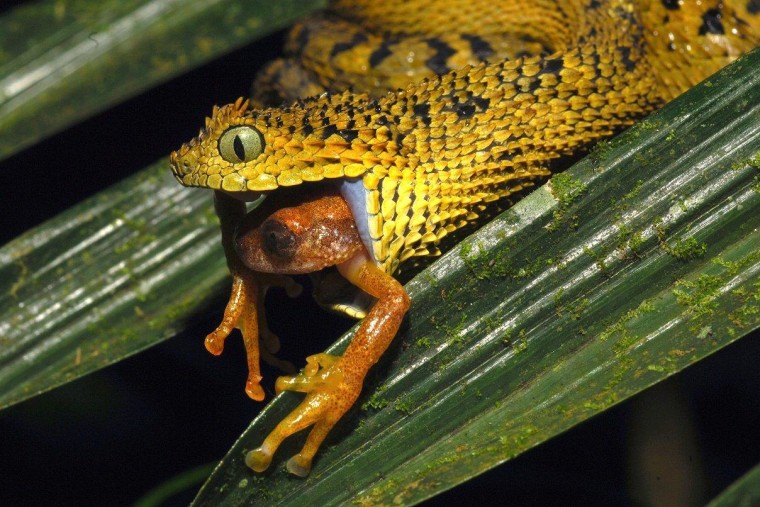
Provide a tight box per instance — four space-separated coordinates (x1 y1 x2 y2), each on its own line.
223 190 268 203
168 150 185 177
168 146 199 180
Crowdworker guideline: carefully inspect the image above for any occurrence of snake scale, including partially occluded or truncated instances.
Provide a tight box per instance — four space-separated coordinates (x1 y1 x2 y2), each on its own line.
170 0 759 476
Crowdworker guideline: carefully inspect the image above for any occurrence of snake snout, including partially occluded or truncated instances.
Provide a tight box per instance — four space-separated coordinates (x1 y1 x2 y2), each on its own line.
169 149 197 178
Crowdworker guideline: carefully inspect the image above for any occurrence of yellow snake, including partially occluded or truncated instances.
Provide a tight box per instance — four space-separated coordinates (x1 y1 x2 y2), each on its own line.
170 0 759 276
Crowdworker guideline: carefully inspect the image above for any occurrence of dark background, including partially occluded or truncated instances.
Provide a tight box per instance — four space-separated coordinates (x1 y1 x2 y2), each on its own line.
0 5 758 506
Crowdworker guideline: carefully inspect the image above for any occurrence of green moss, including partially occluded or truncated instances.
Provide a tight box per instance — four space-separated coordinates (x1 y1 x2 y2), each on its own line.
726 280 760 328
7 259 29 299
615 222 632 246
459 239 491 280
662 236 707 261
421 272 439 290
582 245 608 272
553 287 565 315
512 256 547 279
606 355 634 389
645 356 679 376
612 332 640 356
458 237 521 281
636 118 663 131
362 385 390 411
547 172 587 231
712 257 741 275
489 252 519 278
569 298 591 321
624 179 645 201
588 138 613 165
627 231 646 253
633 152 648 164
511 329 528 353
415 337 432 348
444 314 469 346
394 395 414 415
497 424 539 450
727 154 760 197
598 299 656 342
673 274 722 319
550 172 587 203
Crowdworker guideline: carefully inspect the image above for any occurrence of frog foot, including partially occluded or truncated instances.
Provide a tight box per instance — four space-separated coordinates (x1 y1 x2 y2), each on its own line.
260 330 296 375
204 270 302 401
276 353 340 391
245 353 361 477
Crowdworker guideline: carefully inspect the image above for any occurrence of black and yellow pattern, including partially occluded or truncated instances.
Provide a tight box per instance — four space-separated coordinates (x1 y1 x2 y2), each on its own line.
170 0 759 274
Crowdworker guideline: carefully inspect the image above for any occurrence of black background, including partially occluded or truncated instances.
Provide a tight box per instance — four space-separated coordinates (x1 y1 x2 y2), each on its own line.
0 3 758 505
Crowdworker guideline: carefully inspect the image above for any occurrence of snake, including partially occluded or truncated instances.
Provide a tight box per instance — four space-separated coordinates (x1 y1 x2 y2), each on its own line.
171 0 759 276
169 0 759 476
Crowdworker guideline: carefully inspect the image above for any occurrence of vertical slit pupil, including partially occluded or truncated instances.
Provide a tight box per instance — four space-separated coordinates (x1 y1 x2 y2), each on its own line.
233 135 246 161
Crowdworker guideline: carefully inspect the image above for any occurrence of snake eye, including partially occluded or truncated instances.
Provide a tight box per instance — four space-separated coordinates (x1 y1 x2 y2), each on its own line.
218 126 264 163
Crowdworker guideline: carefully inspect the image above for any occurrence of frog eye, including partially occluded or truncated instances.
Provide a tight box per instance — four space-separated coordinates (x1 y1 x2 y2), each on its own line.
218 126 264 163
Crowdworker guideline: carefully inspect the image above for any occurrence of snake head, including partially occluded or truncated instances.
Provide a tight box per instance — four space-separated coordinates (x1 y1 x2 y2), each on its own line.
170 92 390 194
169 97 286 192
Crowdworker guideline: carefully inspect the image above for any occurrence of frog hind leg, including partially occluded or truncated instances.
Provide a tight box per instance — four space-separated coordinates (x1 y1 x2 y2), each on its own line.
246 251 410 476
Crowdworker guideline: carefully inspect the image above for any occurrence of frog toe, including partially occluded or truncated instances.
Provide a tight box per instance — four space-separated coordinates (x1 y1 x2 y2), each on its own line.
304 353 339 375
283 277 303 298
275 353 341 394
275 373 318 394
286 454 312 477
204 331 226 356
245 375 265 401
245 444 274 473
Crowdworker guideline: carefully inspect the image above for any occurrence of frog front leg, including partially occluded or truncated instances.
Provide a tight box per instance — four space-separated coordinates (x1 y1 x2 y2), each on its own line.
233 189 410 476
208 191 300 400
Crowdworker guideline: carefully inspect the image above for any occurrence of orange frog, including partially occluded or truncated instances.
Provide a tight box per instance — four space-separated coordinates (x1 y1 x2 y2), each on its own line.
226 187 408 476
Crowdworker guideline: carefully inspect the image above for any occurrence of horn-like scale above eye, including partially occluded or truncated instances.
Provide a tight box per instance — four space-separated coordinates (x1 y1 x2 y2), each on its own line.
218 126 264 163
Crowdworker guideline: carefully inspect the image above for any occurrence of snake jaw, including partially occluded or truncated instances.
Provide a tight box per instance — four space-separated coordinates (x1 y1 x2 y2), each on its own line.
222 190 267 202
168 146 196 181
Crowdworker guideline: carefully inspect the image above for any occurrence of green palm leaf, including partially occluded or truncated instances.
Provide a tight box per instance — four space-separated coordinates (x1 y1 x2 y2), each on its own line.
0 0 324 161
192 47 760 505
0 1 757 504
708 463 760 507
